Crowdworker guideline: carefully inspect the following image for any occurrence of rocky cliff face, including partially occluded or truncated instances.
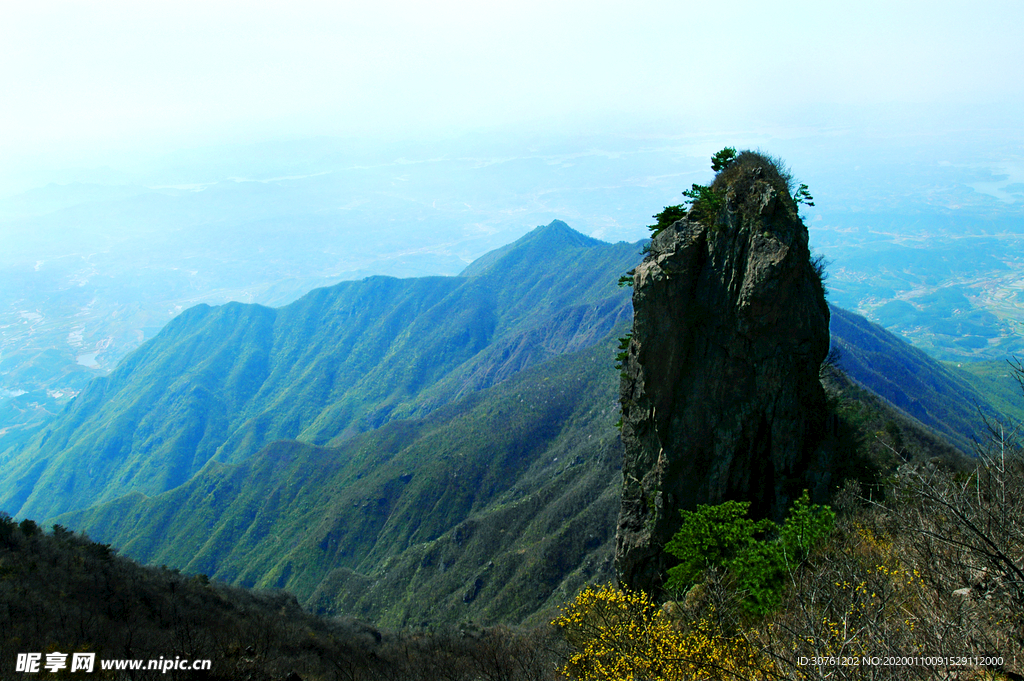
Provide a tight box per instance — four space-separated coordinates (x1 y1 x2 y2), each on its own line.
616 153 832 593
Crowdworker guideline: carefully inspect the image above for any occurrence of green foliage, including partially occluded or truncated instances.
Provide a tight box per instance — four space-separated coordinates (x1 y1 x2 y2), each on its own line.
728 540 788 614
641 179 726 239
617 268 635 288
710 147 738 173
615 333 632 371
664 501 772 588
681 183 724 227
646 204 688 238
665 492 834 614
778 491 836 563
794 182 815 207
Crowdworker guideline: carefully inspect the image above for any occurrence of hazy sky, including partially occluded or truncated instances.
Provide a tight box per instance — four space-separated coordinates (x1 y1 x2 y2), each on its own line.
2 0 1021 168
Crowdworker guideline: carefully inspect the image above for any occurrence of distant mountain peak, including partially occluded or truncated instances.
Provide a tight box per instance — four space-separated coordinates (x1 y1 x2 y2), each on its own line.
531 220 602 246
539 219 572 232
460 220 603 277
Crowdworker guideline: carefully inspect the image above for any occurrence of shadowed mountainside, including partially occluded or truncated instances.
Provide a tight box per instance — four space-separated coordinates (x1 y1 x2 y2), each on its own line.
58 334 624 628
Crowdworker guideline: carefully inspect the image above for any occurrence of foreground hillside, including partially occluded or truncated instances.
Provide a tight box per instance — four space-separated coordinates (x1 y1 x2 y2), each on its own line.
0 516 564 681
554 445 1024 681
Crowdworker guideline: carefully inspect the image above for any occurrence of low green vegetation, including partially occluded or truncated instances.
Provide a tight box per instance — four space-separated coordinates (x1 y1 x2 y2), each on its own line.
646 204 689 237
664 492 834 614
794 182 815 207
681 183 724 227
710 146 738 172
643 148 743 237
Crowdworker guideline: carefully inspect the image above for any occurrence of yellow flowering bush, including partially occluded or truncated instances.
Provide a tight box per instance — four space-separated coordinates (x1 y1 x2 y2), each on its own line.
552 584 768 681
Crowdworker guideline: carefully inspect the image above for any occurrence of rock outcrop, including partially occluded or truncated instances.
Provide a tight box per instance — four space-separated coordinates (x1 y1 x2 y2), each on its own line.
616 152 832 593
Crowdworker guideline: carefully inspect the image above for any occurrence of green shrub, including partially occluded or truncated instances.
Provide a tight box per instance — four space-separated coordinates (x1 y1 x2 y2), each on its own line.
778 491 836 562
647 204 688 237
614 333 632 371
664 492 834 614
664 500 773 589
794 182 814 207
711 147 738 172
681 184 724 227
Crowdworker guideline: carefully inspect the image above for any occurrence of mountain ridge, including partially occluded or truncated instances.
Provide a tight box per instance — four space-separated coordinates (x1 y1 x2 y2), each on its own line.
0 221 639 520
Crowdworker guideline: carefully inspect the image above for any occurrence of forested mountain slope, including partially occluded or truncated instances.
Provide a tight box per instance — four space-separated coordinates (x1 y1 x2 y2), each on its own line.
0 221 638 520
55 309 984 627
829 305 1001 454
58 334 624 628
